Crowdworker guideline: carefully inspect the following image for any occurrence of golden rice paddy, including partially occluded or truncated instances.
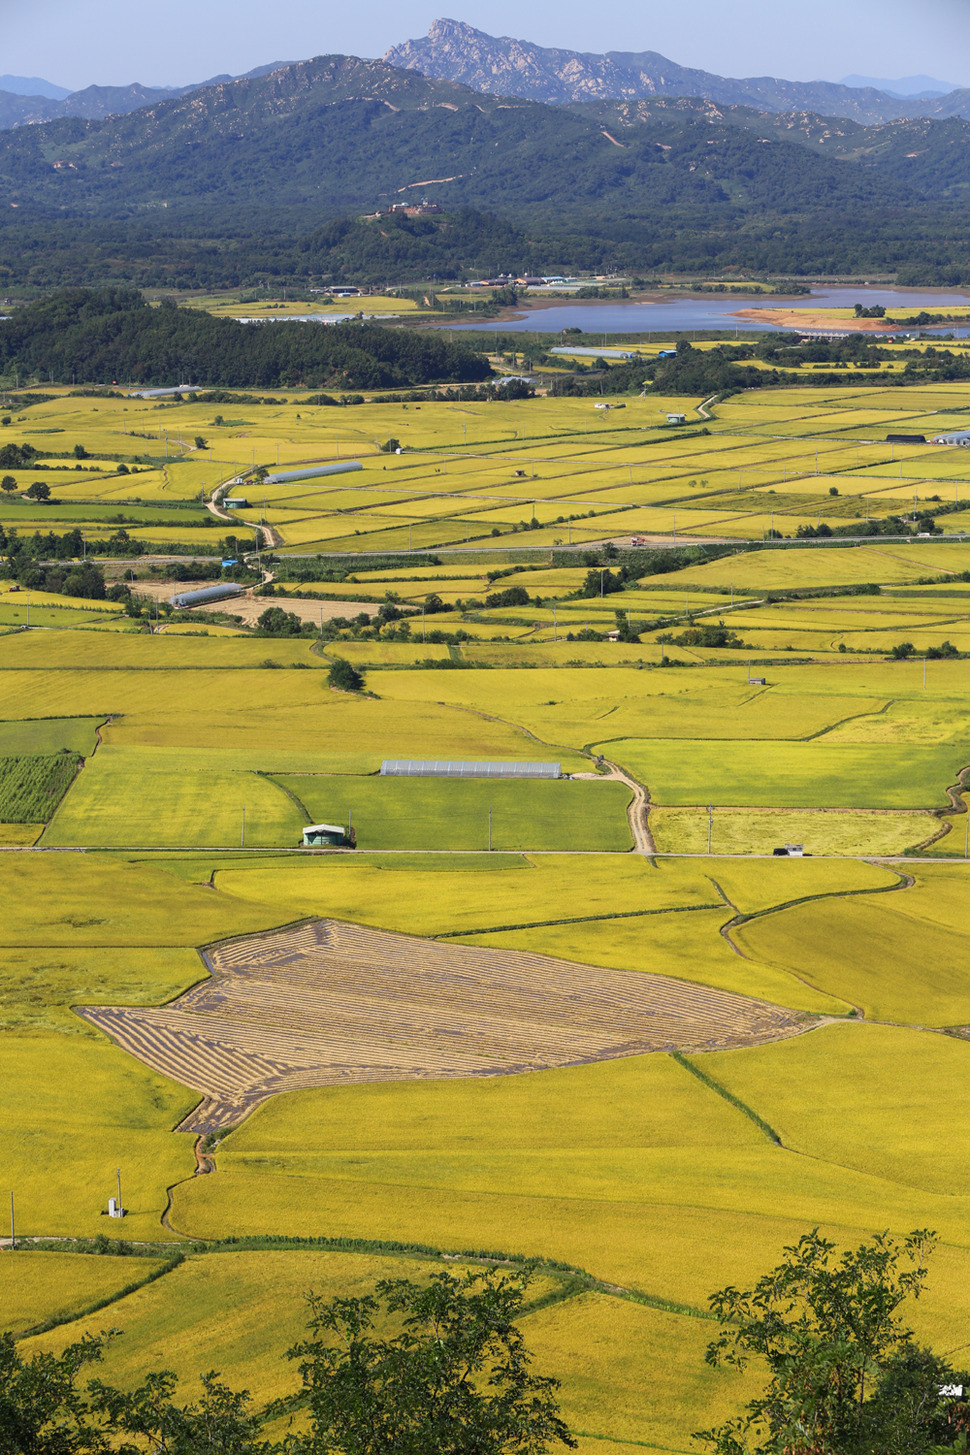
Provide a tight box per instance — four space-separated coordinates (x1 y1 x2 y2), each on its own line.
4 375 970 1453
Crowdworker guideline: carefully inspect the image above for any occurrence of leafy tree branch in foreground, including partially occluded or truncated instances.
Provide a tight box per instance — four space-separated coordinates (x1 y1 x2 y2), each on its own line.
698 1228 970 1455
0 1268 574 1455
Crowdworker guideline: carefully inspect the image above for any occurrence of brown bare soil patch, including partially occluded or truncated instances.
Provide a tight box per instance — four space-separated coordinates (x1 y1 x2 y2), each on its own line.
77 919 811 1133
192 595 376 626
733 307 895 331
129 579 376 625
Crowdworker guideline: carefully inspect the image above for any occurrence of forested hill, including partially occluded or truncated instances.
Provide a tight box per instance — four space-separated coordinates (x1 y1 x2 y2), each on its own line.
7 49 970 225
0 289 491 389
4 54 970 285
0 53 936 221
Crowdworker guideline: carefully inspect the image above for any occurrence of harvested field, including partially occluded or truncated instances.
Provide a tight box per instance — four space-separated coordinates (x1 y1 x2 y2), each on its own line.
129 578 378 625
77 918 812 1133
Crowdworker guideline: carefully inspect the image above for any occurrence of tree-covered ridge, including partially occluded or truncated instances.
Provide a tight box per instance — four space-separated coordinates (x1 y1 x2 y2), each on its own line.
0 54 926 221
0 288 491 388
4 51 970 288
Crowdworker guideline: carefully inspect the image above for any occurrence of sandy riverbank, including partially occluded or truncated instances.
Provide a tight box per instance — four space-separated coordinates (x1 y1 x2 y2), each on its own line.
733 308 898 331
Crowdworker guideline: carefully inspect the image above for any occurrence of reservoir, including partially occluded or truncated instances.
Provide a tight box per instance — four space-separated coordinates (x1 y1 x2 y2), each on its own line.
449 286 970 336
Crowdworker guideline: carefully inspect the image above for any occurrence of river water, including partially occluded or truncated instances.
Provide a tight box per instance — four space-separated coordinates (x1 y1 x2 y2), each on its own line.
449 286 970 336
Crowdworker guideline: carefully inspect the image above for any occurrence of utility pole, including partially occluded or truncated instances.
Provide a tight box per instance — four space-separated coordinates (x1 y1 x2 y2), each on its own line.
553 604 557 642
9 1191 14 1251
708 804 713 856
600 569 605 597
116 1168 123 1213
241 805 246 848
488 807 492 853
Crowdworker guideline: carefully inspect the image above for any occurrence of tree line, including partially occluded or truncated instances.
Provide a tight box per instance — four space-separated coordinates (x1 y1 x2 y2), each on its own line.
0 289 492 390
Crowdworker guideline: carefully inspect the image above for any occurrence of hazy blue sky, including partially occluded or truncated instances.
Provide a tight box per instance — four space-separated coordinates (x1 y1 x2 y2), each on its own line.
5 0 970 91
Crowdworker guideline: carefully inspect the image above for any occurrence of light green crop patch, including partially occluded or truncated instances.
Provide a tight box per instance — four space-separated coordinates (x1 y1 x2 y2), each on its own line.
602 738 966 809
274 774 634 852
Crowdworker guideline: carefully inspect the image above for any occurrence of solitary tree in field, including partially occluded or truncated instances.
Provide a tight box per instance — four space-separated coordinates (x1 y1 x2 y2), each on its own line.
327 657 364 692
286 1268 576 1455
0 475 16 494
697 1228 970 1455
25 480 51 501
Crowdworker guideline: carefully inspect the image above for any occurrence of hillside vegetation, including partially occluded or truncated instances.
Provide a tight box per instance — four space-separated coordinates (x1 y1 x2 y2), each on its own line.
0 289 491 389
3 54 970 285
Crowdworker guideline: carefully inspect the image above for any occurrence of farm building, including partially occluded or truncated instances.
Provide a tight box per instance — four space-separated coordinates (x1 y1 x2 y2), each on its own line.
265 462 363 485
549 346 635 359
125 385 197 399
380 760 561 778
666 413 687 425
168 583 243 608
930 430 970 446
302 822 348 847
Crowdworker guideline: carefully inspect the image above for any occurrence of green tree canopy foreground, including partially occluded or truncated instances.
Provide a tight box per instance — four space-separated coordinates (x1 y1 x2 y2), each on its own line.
327 657 365 692
0 1268 573 1455
698 1228 970 1455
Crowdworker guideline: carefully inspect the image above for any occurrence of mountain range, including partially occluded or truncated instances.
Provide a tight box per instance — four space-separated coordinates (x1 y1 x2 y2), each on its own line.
0 75 72 101
0 62 289 131
840 74 959 99
385 20 970 125
2 32 970 288
5 49 970 222
2 23 970 137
